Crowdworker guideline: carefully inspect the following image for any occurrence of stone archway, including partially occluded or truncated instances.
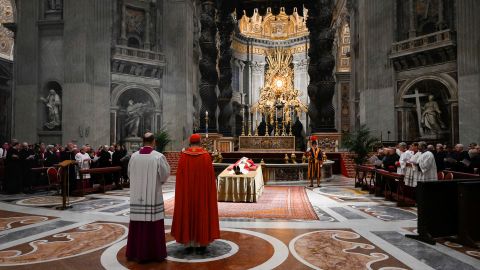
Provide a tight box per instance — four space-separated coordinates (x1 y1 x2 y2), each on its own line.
396 75 458 143
110 84 162 144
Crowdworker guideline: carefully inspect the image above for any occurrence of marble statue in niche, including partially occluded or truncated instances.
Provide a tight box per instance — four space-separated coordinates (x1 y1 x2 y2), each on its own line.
40 89 61 130
125 99 149 138
46 0 62 11
421 94 446 134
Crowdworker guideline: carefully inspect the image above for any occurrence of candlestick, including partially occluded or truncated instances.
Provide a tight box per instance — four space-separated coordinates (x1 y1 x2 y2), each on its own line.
289 118 293 136
205 110 209 138
254 112 259 136
248 118 252 136
265 113 269 136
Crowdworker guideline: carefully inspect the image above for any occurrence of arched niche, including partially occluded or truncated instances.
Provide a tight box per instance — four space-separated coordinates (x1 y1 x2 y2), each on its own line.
110 84 161 144
396 75 458 143
40 81 63 131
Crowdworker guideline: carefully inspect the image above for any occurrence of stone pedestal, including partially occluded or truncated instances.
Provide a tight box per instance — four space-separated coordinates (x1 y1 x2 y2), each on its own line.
312 132 342 152
124 137 142 153
38 131 63 145
321 160 335 181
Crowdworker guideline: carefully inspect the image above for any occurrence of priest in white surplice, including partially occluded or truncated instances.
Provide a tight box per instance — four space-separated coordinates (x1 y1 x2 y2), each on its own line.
417 141 438 182
126 132 170 263
396 142 414 175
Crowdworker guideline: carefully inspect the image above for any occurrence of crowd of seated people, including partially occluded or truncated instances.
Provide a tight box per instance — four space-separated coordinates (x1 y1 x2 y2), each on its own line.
0 140 129 194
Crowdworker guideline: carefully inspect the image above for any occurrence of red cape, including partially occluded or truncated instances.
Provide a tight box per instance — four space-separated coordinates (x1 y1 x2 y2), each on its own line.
171 146 220 246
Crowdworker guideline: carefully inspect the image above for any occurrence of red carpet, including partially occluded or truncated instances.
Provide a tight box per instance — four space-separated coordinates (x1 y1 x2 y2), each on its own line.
164 186 318 220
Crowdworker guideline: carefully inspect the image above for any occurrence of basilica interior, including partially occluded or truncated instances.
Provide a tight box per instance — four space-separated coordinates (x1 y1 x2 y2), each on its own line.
0 0 479 269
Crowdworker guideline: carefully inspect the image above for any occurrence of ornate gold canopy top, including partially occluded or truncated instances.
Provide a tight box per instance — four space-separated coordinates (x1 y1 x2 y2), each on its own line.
252 47 307 124
238 7 309 40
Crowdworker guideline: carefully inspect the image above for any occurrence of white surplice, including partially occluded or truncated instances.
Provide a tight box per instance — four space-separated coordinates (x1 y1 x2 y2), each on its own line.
75 152 91 179
417 151 438 182
128 149 170 222
405 151 421 187
397 150 414 175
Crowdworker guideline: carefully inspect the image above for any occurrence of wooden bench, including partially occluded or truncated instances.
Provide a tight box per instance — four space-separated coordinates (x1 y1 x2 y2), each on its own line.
443 170 480 179
78 166 122 195
375 169 414 206
354 165 375 192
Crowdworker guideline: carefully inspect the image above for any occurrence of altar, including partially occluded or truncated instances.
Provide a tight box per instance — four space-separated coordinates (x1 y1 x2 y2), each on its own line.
238 135 295 152
216 166 264 203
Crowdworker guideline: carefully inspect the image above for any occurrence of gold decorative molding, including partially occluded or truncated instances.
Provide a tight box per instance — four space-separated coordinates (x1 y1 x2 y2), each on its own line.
239 136 295 152
238 7 309 41
232 39 309 56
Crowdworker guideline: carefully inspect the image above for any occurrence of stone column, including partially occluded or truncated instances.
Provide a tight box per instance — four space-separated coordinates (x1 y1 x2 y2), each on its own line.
120 3 127 44
293 58 309 129
306 0 336 132
408 0 416 38
144 8 151 50
251 61 265 106
216 4 234 136
198 0 218 132
437 0 445 30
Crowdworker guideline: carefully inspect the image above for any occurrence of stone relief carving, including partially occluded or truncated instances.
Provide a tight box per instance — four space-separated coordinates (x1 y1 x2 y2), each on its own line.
40 89 61 130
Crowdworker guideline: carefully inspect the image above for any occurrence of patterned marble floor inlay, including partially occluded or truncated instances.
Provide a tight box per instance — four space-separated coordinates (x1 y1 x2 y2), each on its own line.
0 220 75 244
0 211 56 232
68 199 125 212
350 205 417 221
0 222 127 266
1 174 479 269
329 207 366 219
166 239 238 262
436 237 480 261
373 231 480 270
314 186 381 202
312 206 337 222
290 229 410 269
99 204 130 213
15 196 86 207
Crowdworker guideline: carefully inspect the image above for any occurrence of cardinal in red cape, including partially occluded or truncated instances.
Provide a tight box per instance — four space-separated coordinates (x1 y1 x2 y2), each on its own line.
171 134 220 253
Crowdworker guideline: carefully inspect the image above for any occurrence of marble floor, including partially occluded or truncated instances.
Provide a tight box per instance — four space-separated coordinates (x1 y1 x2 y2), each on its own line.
0 176 479 270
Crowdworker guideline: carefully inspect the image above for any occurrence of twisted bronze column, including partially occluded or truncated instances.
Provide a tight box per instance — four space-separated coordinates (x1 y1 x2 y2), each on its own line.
216 4 235 136
199 0 218 132
306 0 336 132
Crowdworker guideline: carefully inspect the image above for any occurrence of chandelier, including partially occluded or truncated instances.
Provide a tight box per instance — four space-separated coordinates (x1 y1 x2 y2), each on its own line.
252 47 308 126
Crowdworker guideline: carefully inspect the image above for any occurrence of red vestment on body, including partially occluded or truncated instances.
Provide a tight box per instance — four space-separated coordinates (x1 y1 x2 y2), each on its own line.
171 146 220 246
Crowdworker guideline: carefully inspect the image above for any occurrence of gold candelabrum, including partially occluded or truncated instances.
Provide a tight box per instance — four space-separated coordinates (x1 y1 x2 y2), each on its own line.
251 47 307 134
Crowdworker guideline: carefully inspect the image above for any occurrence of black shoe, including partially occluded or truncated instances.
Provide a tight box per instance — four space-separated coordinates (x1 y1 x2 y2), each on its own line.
195 246 207 255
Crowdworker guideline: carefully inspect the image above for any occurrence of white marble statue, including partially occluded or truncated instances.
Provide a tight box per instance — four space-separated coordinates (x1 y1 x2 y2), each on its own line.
421 95 446 134
40 89 61 130
125 100 148 138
